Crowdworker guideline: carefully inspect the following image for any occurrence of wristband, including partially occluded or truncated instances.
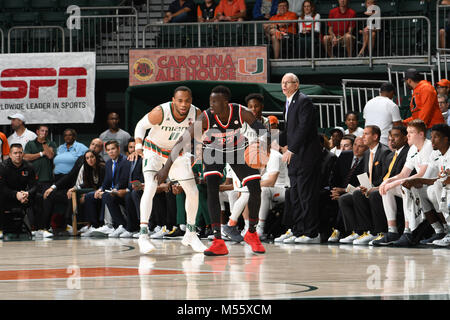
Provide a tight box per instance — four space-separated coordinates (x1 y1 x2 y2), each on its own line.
135 143 143 150
40 152 44 157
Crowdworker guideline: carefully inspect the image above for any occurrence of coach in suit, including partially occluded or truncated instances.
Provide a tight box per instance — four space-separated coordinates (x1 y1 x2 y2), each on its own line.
84 140 130 229
338 125 391 243
279 72 323 243
352 126 410 242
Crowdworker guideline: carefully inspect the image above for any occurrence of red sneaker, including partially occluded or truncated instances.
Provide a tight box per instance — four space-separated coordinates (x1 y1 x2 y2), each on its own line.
244 231 266 254
204 238 229 256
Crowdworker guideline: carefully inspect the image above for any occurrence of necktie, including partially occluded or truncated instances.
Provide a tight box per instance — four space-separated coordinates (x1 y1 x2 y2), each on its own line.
368 151 374 185
383 151 398 181
285 100 290 121
344 157 360 186
111 160 117 189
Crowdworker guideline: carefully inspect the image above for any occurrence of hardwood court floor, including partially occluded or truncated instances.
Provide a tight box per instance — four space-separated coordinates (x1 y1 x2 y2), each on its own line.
0 236 449 300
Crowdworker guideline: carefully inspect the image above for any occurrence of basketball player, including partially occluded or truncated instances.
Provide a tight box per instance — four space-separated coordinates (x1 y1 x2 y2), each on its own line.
155 85 270 256
133 86 207 254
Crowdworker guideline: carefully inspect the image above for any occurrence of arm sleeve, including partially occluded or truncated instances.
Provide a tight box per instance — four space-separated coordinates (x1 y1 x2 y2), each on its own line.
289 96 316 154
134 114 153 141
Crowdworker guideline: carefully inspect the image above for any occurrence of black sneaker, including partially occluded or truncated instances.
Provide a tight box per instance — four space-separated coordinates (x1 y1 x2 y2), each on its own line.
222 225 244 243
372 232 400 246
419 233 446 245
392 233 415 247
164 227 185 239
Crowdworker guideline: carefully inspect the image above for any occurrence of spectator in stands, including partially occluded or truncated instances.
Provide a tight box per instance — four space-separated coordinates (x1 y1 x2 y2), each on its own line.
253 0 278 20
7 113 37 149
197 0 218 21
296 0 320 58
264 0 298 59
126 138 135 157
23 125 57 231
82 140 130 237
67 150 106 236
340 134 355 151
42 138 103 236
439 0 450 48
99 112 131 162
267 115 279 130
322 0 356 58
363 82 403 146
338 125 391 244
329 126 345 156
327 136 367 242
121 142 144 238
0 144 37 238
53 129 88 180
215 0 247 21
436 79 450 99
164 0 197 23
438 94 449 123
402 69 445 138
288 0 304 16
344 111 364 137
0 131 10 163
374 119 432 247
357 0 381 57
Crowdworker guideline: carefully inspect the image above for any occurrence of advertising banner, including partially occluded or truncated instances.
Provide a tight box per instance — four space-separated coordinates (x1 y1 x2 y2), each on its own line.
129 46 268 86
0 52 96 124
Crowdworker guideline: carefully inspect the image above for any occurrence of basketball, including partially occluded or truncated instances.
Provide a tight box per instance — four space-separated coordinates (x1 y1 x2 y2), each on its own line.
244 142 270 169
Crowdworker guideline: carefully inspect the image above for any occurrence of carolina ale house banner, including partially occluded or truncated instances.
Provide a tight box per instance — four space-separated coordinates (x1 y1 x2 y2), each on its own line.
129 47 268 86
0 52 96 124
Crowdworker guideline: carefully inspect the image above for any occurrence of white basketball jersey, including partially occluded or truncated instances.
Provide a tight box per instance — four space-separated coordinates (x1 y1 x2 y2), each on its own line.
144 102 198 156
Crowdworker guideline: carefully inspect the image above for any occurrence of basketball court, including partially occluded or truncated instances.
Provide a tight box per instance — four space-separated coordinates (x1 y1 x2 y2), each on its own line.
0 236 449 301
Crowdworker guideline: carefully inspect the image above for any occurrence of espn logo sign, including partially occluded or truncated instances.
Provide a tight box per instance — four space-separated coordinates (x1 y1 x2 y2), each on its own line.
0 67 87 99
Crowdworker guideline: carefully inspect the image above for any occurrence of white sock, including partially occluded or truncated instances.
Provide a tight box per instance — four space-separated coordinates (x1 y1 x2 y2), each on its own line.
404 227 411 234
180 224 186 232
431 222 444 234
388 226 398 233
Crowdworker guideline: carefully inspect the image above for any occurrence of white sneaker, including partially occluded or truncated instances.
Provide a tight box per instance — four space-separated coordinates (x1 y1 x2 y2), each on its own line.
353 232 377 245
90 225 115 237
41 230 54 238
328 229 340 243
433 233 450 247
79 225 90 233
339 232 360 244
149 225 161 236
80 226 96 237
182 230 207 253
0 230 3 240
119 230 135 238
109 225 126 238
138 233 156 254
283 235 297 244
295 234 320 244
150 226 169 239
240 226 248 238
66 225 73 234
275 229 293 242
133 232 141 238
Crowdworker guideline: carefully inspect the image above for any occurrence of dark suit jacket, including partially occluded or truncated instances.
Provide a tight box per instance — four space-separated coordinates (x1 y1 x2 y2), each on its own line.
320 148 338 192
127 156 143 189
280 90 322 173
101 154 130 191
384 144 410 179
363 143 392 187
330 150 365 188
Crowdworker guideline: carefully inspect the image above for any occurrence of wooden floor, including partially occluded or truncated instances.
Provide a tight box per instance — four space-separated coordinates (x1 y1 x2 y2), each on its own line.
0 236 449 300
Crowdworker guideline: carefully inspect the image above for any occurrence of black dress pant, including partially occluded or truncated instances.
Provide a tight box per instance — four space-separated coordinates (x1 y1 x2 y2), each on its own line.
289 163 321 238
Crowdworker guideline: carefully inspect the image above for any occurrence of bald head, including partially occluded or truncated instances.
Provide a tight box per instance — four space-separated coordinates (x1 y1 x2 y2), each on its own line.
90 138 104 154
